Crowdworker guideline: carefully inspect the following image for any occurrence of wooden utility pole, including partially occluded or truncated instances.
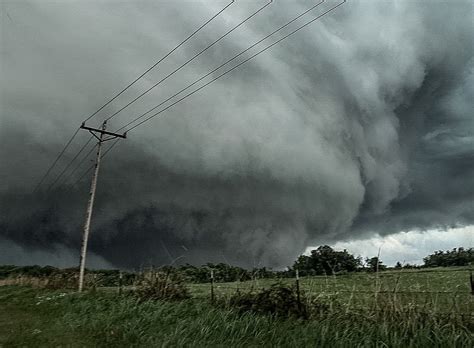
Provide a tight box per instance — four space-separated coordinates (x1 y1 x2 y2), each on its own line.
78 121 126 292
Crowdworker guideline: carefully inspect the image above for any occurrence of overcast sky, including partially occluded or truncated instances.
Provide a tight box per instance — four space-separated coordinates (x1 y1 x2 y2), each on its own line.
0 0 473 269
327 225 473 266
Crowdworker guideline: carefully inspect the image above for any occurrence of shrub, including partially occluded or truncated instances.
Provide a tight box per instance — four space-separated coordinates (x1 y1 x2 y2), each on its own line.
135 271 190 301
227 284 308 319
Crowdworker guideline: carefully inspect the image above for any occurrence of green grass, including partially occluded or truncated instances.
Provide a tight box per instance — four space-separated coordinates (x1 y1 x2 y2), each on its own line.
189 267 472 313
1 268 473 347
0 275 473 347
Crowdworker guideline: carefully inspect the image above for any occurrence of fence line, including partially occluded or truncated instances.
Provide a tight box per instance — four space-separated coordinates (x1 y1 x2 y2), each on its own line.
202 285 471 295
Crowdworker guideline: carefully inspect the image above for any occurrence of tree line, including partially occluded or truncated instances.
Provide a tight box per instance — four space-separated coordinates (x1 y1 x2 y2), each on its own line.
293 245 473 275
1 246 472 284
422 247 473 268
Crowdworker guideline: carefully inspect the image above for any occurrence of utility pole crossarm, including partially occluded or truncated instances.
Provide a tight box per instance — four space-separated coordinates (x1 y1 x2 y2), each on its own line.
80 123 127 139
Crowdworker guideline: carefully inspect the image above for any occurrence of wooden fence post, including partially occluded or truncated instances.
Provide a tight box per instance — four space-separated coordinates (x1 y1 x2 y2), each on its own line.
118 271 123 296
296 269 301 312
91 274 97 293
210 269 215 303
470 270 473 295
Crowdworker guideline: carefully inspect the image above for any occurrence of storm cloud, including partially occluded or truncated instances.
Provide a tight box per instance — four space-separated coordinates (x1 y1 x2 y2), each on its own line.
1 0 473 269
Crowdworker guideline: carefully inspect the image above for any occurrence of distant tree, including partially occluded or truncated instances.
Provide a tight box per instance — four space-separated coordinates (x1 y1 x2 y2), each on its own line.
293 245 362 275
423 247 473 267
366 257 386 272
394 261 402 269
293 255 314 276
402 263 418 269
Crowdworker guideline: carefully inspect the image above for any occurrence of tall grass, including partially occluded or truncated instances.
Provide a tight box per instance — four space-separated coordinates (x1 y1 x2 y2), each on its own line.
0 285 471 347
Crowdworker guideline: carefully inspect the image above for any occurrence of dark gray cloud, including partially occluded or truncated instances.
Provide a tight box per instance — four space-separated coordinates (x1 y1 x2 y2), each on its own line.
1 0 473 269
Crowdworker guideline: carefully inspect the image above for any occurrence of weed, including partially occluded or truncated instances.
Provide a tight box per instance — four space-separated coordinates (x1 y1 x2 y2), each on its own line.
226 283 309 318
135 270 190 301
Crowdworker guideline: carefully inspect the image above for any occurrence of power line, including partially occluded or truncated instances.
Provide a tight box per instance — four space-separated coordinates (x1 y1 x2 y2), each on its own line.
101 137 122 159
64 143 98 186
104 0 273 123
74 1 238 291
33 1 233 193
66 0 346 186
33 127 80 192
72 159 96 188
83 0 235 124
46 135 94 191
115 0 326 133
126 0 346 132
71 138 121 187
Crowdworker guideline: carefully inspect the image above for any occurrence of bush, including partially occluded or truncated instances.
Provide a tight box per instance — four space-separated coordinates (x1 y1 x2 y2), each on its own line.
227 284 308 319
135 271 190 301
45 271 78 289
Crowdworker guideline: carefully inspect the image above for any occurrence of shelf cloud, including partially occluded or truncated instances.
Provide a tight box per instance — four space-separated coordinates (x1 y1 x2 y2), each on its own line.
1 0 473 268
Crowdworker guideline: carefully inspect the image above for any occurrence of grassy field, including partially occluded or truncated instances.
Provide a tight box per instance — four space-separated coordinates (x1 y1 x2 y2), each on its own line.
190 267 473 313
0 268 472 347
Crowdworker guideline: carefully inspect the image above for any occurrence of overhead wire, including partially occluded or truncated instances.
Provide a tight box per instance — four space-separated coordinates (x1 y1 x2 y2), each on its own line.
72 0 347 185
104 0 274 123
125 1 346 132
32 1 233 192
71 139 120 187
57 1 273 187
84 0 235 124
32 127 80 192
46 135 94 191
63 143 98 186
115 0 326 133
